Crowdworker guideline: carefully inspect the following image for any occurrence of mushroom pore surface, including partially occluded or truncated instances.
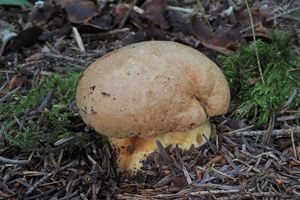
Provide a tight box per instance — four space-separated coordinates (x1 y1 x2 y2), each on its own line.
76 41 230 138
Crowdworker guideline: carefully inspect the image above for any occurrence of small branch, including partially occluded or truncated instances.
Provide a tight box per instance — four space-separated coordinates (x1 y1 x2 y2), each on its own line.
224 127 300 137
37 89 53 112
168 6 194 13
211 167 237 181
277 115 298 121
245 0 265 84
26 173 52 195
0 156 31 165
82 28 130 39
26 161 78 195
72 27 86 53
43 53 85 64
261 112 275 145
0 86 20 103
240 5 300 33
119 0 138 29
283 88 297 109
270 6 300 21
182 164 192 184
290 129 298 160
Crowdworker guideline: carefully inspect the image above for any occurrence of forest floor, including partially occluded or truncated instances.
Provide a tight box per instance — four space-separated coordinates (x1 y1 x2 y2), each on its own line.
0 0 300 199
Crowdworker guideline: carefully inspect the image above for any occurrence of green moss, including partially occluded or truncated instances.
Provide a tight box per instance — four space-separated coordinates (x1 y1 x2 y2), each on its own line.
0 74 6 87
0 72 84 151
220 30 300 125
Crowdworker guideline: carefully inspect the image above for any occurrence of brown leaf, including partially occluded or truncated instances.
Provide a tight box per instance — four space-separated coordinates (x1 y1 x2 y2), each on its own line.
1 75 30 95
78 15 113 33
29 1 54 26
275 138 292 151
8 26 43 52
202 25 241 55
168 12 211 41
275 179 284 186
172 32 200 48
236 5 271 29
289 160 300 167
168 11 192 35
238 174 247 191
145 22 168 40
142 0 170 30
190 15 211 41
170 175 188 188
224 118 248 130
113 4 128 26
63 0 99 24
195 168 203 179
25 53 43 63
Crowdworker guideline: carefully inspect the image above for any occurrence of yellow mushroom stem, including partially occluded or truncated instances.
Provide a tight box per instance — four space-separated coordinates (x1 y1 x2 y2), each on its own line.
110 121 211 173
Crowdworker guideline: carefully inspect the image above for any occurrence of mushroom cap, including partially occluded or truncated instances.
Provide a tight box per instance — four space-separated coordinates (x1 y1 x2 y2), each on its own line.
76 41 230 138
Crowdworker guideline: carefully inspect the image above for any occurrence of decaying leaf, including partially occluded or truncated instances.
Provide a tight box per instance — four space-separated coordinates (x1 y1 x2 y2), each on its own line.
202 25 241 55
1 75 30 95
63 0 99 24
168 11 192 35
170 175 188 188
29 0 54 26
190 15 211 41
78 15 113 33
113 4 128 26
236 5 271 29
8 26 43 51
142 0 170 30
25 52 43 63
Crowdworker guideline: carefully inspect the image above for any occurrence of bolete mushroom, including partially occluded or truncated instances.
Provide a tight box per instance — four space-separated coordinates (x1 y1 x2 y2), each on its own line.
76 41 230 173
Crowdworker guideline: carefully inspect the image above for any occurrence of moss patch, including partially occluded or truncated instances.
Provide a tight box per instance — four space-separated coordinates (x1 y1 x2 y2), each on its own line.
0 72 86 151
220 30 300 125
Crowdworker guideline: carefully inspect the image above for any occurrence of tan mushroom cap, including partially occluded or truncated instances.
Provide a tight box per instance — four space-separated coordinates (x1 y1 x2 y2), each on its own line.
76 41 230 138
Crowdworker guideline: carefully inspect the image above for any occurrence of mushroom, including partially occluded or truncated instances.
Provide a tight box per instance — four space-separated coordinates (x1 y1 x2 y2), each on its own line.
76 41 230 173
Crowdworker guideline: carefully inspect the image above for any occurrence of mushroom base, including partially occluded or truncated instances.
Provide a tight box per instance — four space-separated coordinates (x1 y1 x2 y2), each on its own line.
110 121 211 173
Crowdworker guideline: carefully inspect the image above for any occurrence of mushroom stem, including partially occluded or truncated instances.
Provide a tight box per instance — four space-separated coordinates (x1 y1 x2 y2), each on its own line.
110 121 211 172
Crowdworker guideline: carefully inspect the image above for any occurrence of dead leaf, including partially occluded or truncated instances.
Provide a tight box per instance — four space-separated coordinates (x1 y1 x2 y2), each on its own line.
170 175 188 188
289 160 300 167
113 3 142 28
78 15 113 33
142 0 170 30
113 4 128 26
145 22 168 40
190 15 211 41
275 179 284 186
8 26 43 52
238 174 247 191
63 0 99 24
96 0 108 11
121 31 148 46
25 53 43 63
168 11 192 35
275 138 292 151
202 25 241 55
224 118 248 130
29 0 54 26
1 75 30 95
195 168 203 179
172 32 200 48
236 5 271 29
